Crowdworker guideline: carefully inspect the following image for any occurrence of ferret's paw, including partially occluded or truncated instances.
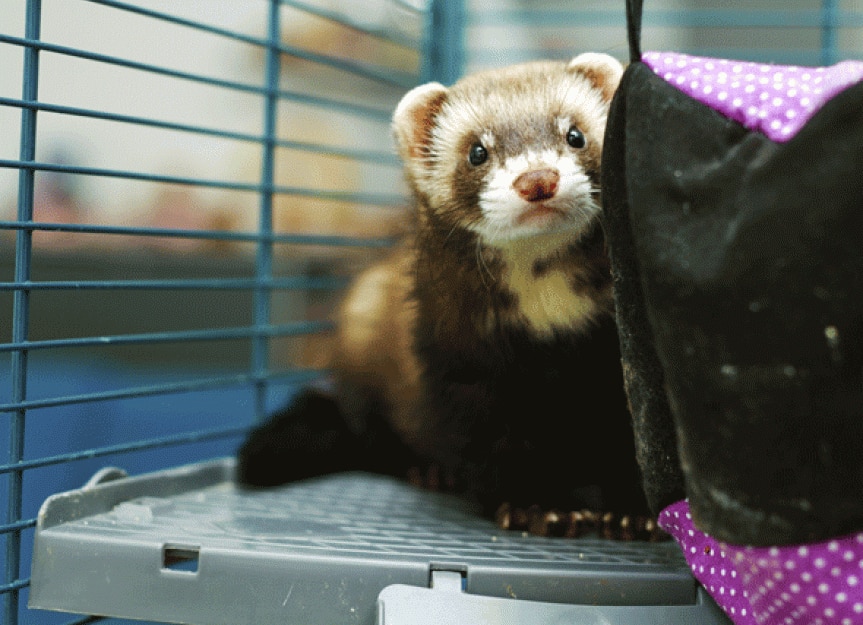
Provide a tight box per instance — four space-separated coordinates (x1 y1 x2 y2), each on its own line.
406 463 459 492
495 503 668 542
495 503 599 538
594 511 669 542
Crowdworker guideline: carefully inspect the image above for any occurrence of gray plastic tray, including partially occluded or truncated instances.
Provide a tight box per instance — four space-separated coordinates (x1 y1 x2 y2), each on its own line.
29 458 731 625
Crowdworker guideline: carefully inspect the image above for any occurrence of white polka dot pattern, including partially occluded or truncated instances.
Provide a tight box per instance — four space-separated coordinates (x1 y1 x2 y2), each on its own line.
660 500 758 624
642 52 863 142
660 500 863 625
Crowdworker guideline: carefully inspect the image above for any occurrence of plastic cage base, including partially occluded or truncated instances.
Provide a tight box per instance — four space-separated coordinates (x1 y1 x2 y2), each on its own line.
29 458 732 625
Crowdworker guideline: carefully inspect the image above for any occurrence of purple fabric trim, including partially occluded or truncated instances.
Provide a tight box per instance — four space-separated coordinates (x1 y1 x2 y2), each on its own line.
642 52 863 142
659 500 863 625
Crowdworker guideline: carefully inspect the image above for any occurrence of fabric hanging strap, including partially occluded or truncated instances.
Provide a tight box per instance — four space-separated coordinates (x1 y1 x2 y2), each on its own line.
625 0 643 63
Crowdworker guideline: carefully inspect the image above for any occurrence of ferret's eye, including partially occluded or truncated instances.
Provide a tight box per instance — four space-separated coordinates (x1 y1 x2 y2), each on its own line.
468 143 488 166
566 126 586 149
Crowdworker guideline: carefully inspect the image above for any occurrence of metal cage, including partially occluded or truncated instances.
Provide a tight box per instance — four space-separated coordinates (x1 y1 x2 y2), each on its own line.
1 1 861 624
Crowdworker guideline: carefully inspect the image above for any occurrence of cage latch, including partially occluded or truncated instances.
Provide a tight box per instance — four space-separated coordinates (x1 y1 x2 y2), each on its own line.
429 568 466 592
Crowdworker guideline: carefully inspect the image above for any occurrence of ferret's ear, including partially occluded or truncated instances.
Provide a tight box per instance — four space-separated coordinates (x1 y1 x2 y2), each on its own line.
392 82 449 165
567 52 624 102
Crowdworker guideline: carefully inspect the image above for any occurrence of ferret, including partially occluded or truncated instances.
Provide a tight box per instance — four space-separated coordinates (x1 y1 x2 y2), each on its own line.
237 53 652 536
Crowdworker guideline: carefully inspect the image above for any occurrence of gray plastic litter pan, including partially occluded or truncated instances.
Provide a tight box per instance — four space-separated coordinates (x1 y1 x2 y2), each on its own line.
29 458 732 625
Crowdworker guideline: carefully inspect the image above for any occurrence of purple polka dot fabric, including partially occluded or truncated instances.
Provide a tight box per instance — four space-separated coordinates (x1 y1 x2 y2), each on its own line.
642 52 863 142
660 500 863 625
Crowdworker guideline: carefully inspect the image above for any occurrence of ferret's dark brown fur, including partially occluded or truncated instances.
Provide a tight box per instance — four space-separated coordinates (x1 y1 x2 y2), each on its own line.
238 53 651 529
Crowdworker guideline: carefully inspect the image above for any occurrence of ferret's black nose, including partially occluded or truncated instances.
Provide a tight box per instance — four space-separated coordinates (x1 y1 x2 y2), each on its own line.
513 168 560 202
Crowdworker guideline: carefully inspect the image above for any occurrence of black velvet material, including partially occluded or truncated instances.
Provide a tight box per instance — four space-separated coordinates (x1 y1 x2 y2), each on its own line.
602 56 863 546
601 65 687 517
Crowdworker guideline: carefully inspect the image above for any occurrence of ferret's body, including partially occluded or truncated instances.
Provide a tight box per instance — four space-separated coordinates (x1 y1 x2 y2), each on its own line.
238 54 649 523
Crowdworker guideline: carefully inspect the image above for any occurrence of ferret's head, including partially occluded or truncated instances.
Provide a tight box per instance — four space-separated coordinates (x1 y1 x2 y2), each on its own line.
393 53 623 245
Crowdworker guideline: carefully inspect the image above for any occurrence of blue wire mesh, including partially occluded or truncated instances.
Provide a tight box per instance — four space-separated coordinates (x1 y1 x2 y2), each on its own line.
1 1 429 624
1 1 860 624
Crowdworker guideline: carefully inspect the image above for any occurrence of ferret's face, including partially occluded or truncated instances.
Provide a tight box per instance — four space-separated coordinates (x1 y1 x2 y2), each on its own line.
393 54 623 245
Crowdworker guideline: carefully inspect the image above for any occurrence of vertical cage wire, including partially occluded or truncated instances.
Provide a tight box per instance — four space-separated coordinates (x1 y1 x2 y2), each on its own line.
5 2 41 624
821 0 840 65
252 0 283 422
422 0 466 84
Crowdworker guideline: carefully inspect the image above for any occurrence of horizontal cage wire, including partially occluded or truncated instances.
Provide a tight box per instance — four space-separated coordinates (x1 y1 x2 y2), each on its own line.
1 1 861 625
466 0 861 69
